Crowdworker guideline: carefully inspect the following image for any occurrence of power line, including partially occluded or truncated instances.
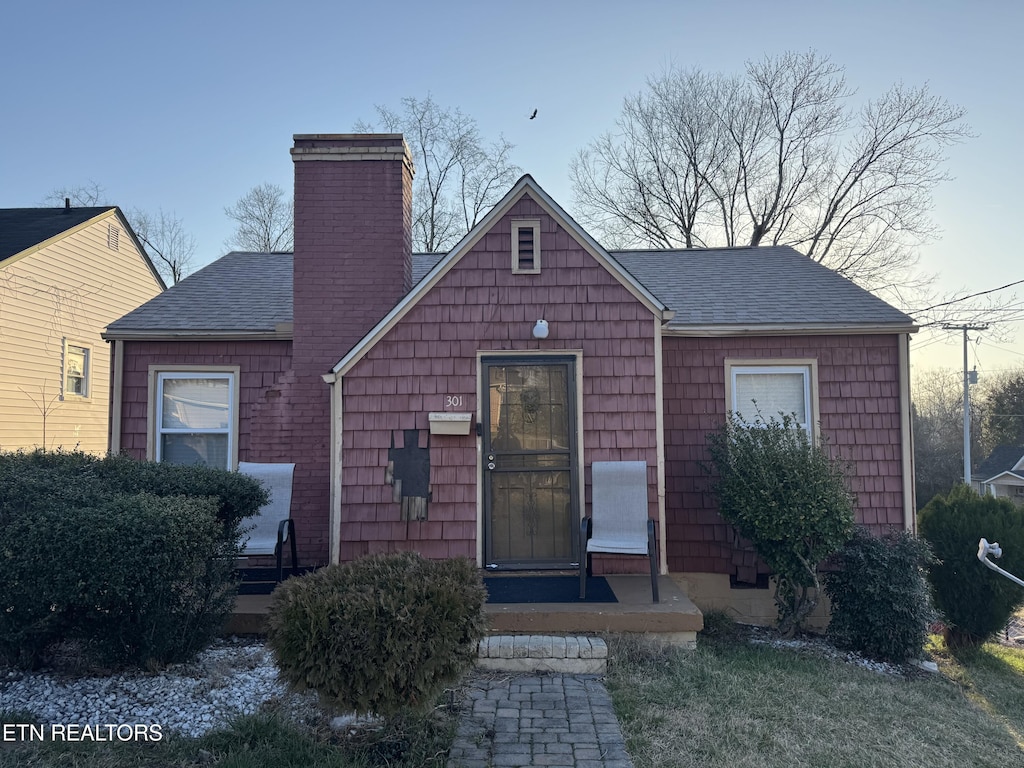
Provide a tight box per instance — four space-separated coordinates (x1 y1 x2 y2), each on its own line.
915 280 1024 315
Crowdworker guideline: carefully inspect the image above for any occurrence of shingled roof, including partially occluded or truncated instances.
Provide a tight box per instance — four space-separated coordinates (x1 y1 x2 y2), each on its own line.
105 252 292 338
976 445 1024 482
612 246 915 330
106 243 914 339
0 207 116 264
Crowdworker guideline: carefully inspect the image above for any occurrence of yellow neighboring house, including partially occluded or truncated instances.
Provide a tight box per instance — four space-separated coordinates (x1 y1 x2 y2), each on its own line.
0 205 165 453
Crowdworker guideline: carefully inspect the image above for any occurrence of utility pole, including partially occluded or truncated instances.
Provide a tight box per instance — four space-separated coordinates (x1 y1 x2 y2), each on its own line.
942 323 989 485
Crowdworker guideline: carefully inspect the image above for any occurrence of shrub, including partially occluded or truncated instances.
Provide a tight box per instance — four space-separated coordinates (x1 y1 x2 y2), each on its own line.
94 454 268 538
0 493 238 668
267 552 487 718
0 449 268 538
706 413 855 637
824 527 935 663
0 449 264 668
918 484 1024 647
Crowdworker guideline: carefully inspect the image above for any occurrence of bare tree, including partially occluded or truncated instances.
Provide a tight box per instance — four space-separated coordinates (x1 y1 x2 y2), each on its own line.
41 184 195 285
975 367 1024 460
224 183 294 253
572 51 971 296
912 368 968 507
355 96 521 252
40 181 106 207
129 208 197 285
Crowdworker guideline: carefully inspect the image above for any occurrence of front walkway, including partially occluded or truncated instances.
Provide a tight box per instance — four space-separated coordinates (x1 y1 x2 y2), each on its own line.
448 671 633 768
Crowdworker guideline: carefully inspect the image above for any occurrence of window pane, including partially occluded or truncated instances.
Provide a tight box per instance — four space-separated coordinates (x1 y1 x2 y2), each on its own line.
162 433 229 469
734 372 806 423
161 378 230 429
66 346 88 396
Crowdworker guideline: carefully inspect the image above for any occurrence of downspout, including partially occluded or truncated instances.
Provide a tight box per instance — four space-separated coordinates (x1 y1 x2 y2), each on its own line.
654 313 668 574
899 333 916 532
109 339 124 455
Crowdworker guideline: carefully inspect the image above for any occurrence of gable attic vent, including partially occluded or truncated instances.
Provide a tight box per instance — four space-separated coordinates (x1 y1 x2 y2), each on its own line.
512 220 540 274
107 223 120 251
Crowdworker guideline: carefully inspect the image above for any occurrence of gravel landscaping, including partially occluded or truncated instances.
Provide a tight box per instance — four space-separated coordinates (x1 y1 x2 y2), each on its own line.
1 636 312 738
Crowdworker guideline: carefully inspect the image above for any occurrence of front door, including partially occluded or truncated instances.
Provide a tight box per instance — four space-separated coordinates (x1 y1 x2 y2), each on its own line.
482 357 579 569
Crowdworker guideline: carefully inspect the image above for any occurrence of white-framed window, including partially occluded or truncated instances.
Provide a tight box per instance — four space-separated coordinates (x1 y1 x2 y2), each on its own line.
151 369 238 470
62 340 90 399
511 220 541 274
726 360 817 435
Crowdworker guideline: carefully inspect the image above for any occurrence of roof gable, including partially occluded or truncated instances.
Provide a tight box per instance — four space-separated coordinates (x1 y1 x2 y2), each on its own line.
0 207 116 265
0 207 166 290
976 445 1024 481
331 176 670 376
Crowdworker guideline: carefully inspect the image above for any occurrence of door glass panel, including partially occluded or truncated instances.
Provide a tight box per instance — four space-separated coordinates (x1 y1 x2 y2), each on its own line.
489 365 569 451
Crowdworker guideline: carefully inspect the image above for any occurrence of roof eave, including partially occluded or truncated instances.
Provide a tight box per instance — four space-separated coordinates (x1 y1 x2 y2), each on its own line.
977 470 1024 485
661 322 918 337
102 326 293 342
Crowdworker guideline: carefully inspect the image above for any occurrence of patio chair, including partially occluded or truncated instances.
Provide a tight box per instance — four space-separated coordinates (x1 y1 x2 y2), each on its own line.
237 461 298 582
579 460 659 602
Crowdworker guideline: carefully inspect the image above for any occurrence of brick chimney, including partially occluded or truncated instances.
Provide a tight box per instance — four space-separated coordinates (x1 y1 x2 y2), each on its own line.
290 134 414 375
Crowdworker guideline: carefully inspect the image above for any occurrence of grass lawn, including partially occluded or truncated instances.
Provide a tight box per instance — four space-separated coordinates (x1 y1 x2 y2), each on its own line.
606 624 1024 768
0 702 455 768
6 625 1024 767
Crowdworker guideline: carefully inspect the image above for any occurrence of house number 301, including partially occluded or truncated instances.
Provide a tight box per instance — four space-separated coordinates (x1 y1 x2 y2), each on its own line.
445 395 464 408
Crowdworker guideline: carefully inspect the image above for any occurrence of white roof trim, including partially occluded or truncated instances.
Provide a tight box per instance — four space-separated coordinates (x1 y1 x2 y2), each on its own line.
978 470 1024 485
662 322 918 337
333 175 669 376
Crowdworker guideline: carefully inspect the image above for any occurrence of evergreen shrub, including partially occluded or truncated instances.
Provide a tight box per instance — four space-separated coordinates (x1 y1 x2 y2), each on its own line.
267 552 487 717
824 527 935 663
706 413 855 636
0 449 264 668
918 484 1024 647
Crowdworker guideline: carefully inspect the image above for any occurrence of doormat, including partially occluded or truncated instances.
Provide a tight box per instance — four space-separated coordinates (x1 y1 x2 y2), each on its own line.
483 575 618 604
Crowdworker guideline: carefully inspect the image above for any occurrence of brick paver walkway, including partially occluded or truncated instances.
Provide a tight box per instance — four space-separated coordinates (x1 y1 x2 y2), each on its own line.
447 672 633 768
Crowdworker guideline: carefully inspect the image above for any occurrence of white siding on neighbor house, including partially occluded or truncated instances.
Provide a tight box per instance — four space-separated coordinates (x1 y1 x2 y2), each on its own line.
0 214 163 453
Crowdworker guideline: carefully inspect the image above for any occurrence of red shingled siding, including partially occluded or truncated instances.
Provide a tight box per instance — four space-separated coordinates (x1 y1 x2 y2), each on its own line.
118 339 331 564
661 334 905 579
339 195 660 568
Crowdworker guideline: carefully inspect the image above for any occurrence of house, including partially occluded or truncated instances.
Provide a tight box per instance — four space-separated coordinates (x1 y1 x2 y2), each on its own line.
104 133 917 621
0 206 164 453
973 445 1024 502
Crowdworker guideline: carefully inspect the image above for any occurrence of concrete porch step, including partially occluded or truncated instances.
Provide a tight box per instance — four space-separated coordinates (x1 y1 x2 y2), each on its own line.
476 634 608 674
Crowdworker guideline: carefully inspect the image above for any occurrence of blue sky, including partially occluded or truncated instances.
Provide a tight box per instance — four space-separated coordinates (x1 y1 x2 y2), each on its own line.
2 0 1021 376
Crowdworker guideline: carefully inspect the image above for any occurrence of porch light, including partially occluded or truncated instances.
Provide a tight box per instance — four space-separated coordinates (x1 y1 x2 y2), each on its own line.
532 319 549 339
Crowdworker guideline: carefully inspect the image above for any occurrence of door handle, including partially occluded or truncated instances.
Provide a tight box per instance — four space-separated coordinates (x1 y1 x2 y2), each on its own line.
487 462 496 470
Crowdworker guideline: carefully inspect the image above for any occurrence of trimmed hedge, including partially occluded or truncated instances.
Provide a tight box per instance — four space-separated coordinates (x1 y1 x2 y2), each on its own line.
918 484 1024 647
267 552 487 717
824 527 935 663
0 449 267 668
0 450 267 538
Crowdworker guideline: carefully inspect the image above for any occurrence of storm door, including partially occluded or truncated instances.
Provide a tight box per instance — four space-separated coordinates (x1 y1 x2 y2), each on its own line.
482 357 579 569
